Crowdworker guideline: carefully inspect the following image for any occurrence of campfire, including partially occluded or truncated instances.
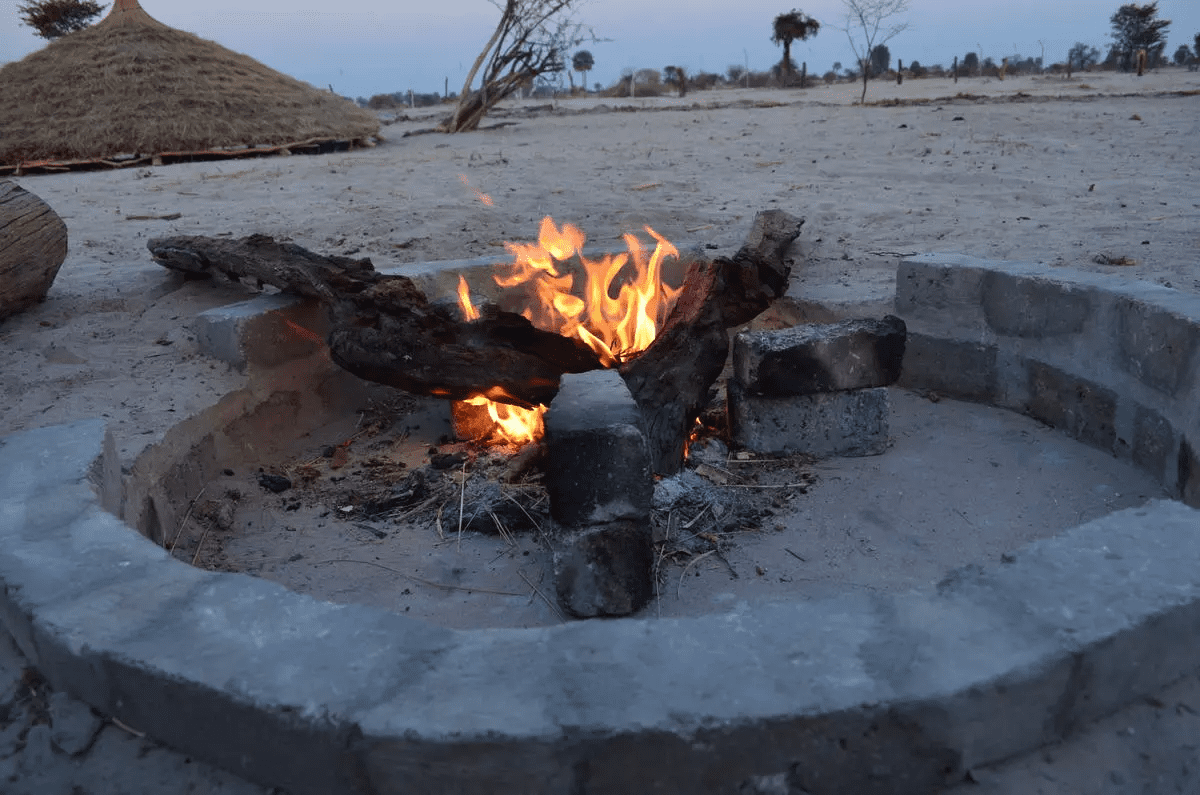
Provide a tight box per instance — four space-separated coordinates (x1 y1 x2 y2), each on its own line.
147 209 803 618
148 208 801 477
452 216 682 447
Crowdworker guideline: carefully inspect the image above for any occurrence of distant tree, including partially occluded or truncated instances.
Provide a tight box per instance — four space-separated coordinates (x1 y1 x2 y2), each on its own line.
1067 42 1101 72
771 9 820 84
572 49 594 90
908 59 926 77
17 0 105 39
962 51 979 75
1195 33 1200 61
869 43 890 75
664 65 688 96
1110 2 1171 72
1173 44 1192 65
443 0 593 132
727 64 747 84
832 61 842 73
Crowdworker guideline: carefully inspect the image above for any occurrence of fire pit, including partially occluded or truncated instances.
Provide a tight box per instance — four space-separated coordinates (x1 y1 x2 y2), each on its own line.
123 233 1187 634
2 245 1198 794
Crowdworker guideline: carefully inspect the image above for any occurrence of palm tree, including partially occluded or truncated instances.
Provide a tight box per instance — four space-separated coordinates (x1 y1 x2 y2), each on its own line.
771 9 820 85
572 50 594 92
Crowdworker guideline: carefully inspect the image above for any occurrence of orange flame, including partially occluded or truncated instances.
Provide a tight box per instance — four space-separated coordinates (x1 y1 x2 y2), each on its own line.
499 216 680 367
453 217 680 447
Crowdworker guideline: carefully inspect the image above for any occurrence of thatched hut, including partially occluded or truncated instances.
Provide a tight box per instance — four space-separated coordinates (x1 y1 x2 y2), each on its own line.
0 0 380 171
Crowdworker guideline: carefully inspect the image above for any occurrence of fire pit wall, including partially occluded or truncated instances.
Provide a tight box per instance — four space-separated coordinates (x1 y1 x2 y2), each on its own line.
4 253 1200 795
895 253 1200 508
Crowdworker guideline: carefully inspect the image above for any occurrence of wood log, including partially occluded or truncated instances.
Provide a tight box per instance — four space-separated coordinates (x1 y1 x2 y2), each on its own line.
620 258 729 475
1 180 68 322
622 210 804 474
148 234 603 407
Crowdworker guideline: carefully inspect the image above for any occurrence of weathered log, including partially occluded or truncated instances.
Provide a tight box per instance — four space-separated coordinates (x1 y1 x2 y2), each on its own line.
148 234 603 406
621 210 804 474
620 258 729 475
1 180 68 322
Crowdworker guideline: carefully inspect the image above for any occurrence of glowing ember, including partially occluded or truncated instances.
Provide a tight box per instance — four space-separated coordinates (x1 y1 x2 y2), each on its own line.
454 217 680 447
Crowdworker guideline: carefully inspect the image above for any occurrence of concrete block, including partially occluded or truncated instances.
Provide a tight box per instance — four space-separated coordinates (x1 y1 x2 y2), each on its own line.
1179 438 1200 508
194 294 328 371
981 269 1093 337
543 370 653 526
898 333 998 402
895 254 988 328
728 383 889 457
733 315 906 396
1114 295 1200 398
1026 361 1117 452
554 520 654 618
1131 404 1174 484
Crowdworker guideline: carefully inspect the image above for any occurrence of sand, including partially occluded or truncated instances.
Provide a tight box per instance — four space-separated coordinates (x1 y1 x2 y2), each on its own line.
1 68 1198 792
4 69 1198 456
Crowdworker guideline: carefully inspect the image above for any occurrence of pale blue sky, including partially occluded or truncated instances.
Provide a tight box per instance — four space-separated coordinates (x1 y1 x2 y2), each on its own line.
3 1 1198 99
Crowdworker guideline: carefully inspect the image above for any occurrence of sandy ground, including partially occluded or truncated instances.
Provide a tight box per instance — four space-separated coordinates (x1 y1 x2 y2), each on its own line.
2 69 1199 792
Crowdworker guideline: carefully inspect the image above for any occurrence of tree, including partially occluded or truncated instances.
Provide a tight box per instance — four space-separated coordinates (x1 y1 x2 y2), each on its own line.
869 43 890 76
572 49 594 91
771 9 820 84
962 51 979 75
443 0 591 132
1173 45 1191 65
837 0 909 103
1110 2 1171 72
1067 42 1100 72
17 0 105 39
663 65 688 97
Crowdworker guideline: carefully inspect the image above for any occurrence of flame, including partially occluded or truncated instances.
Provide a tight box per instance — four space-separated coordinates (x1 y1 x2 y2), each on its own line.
499 216 680 366
452 216 680 447
457 276 480 321
458 174 494 206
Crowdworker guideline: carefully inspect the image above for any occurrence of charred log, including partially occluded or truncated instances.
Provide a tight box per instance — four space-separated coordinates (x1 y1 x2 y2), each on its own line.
620 210 803 474
148 234 603 407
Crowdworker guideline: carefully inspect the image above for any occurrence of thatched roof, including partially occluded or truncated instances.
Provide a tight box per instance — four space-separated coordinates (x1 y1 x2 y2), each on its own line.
0 0 380 168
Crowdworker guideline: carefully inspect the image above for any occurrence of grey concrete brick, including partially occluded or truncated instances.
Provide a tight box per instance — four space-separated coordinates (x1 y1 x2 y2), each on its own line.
733 315 906 396
554 520 654 618
898 333 998 402
1132 404 1174 484
543 370 652 526
728 382 889 457
1114 296 1200 398
1026 362 1118 452
894 254 989 328
194 294 328 371
1179 438 1200 508
981 270 1093 337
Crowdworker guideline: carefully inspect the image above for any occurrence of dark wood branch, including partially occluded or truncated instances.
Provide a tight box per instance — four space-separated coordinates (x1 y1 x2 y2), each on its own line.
620 209 804 474
147 234 603 407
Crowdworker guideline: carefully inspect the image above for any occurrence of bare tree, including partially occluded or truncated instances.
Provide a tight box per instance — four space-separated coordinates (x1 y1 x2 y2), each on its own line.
442 0 591 133
837 0 910 103
18 0 105 39
771 9 820 85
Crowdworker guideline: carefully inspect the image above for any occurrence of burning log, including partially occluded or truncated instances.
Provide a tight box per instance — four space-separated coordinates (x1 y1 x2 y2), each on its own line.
621 209 804 474
147 234 603 407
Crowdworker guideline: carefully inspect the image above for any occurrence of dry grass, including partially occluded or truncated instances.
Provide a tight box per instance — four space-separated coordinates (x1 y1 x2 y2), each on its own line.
0 2 379 165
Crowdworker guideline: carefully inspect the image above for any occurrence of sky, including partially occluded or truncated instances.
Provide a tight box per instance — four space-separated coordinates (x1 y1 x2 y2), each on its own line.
3 0 1199 100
